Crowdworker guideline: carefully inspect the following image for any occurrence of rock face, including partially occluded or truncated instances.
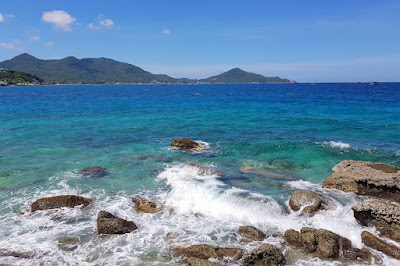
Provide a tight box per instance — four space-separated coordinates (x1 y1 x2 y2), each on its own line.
31 195 92 212
238 226 266 242
352 201 400 241
97 211 137 234
240 244 285 266
170 138 204 151
289 190 326 215
187 258 220 266
172 244 242 262
132 196 162 213
185 163 224 177
284 227 371 261
79 166 108 177
322 160 400 201
361 231 400 259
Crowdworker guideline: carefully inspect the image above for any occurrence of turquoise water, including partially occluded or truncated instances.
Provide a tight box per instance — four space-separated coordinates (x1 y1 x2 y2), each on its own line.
1 83 400 265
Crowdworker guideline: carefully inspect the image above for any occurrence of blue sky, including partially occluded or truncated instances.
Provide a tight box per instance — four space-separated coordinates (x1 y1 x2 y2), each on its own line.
1 0 399 82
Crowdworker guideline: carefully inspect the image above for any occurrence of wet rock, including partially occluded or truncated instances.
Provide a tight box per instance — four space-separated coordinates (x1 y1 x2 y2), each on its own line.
352 201 400 241
185 163 224 177
240 166 299 181
361 231 400 259
289 190 325 215
187 257 220 266
240 244 285 266
171 138 204 151
172 244 242 262
238 226 266 242
132 196 162 213
0 249 33 258
31 195 92 212
284 227 371 261
79 166 108 177
97 211 137 234
57 237 79 251
322 160 400 201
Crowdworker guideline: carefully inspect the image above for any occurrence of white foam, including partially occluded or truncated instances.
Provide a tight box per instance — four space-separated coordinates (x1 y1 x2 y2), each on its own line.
323 141 351 149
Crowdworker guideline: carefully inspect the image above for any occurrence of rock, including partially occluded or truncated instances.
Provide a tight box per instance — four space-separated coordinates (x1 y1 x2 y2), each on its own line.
240 244 285 266
352 201 400 241
132 196 162 213
322 160 400 201
289 190 325 215
172 244 242 262
171 138 204 151
0 249 33 258
57 237 79 251
31 195 92 212
185 163 224 177
79 166 108 177
187 257 220 266
284 227 371 261
97 211 137 234
240 166 299 181
361 231 400 259
238 226 266 241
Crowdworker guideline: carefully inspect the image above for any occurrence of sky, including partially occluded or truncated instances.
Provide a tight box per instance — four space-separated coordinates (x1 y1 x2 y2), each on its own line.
0 0 400 82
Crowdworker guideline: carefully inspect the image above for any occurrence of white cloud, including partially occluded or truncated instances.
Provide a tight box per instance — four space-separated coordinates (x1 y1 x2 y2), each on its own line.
88 23 101 30
0 13 4 22
0 40 23 51
31 35 40 41
42 10 76 32
0 42 14 49
100 19 114 28
162 29 171 35
46 41 54 47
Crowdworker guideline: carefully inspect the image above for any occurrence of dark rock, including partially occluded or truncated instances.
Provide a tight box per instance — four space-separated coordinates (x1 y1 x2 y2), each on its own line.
322 160 400 201
185 163 224 177
132 196 162 213
238 226 266 241
79 166 108 177
361 231 400 259
0 249 33 258
172 244 242 262
289 190 325 215
352 201 400 241
284 227 371 261
171 138 204 151
31 195 92 212
240 244 285 266
57 237 79 251
187 257 220 266
97 211 137 234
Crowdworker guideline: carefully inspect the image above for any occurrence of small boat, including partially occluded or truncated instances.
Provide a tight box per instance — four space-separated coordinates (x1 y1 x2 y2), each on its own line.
370 82 379 85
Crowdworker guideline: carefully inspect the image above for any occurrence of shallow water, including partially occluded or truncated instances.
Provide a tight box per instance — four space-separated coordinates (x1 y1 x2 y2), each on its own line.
0 83 400 265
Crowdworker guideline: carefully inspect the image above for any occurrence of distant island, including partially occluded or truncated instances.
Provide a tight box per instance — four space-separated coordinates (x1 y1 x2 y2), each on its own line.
0 53 293 85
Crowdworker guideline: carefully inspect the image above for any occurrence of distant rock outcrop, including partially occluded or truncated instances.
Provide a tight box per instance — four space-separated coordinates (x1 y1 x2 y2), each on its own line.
170 138 204 151
240 244 285 266
361 231 400 259
31 195 92 212
322 160 400 201
79 166 108 177
238 226 266 242
132 196 162 213
352 201 400 241
97 211 137 234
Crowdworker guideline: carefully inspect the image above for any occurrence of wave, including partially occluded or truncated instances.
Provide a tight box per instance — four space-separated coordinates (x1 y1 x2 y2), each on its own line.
322 141 351 149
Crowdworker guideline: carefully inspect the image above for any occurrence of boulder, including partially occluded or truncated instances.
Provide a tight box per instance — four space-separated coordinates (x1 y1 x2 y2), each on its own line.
238 226 266 242
352 201 400 241
79 166 108 177
172 244 242 262
132 196 162 213
31 195 92 212
187 258 220 266
322 160 400 201
185 163 224 177
57 237 79 251
289 190 325 215
284 227 371 261
170 138 204 151
361 231 400 259
240 244 285 266
97 211 137 234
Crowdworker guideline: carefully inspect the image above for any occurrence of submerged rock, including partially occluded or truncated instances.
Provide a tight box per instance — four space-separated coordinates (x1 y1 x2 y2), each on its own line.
57 237 80 251
240 244 285 266
172 244 242 262
240 166 299 181
132 196 162 213
0 249 34 258
322 160 400 201
185 163 224 177
31 195 92 212
187 257 220 266
289 190 326 215
238 226 266 242
170 138 204 151
97 211 137 234
284 227 371 261
361 231 400 259
352 201 400 241
79 166 108 177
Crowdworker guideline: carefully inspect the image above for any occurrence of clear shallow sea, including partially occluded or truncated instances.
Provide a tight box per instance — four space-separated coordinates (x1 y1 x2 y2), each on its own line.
0 83 400 265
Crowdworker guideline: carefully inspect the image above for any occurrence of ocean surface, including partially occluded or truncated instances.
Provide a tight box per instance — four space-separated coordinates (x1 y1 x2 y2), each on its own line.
1 83 400 265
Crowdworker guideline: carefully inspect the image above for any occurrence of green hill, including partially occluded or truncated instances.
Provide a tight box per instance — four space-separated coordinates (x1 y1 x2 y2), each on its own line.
202 68 290 83
0 70 44 86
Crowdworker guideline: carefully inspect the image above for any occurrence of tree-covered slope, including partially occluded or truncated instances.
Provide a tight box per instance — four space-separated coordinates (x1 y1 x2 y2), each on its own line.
0 70 44 85
202 68 290 83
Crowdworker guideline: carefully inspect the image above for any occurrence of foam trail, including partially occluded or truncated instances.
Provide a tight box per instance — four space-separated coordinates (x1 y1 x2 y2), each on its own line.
323 141 351 149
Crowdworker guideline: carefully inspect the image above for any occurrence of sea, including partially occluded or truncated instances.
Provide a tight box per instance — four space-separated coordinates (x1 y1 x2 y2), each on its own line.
0 83 400 265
